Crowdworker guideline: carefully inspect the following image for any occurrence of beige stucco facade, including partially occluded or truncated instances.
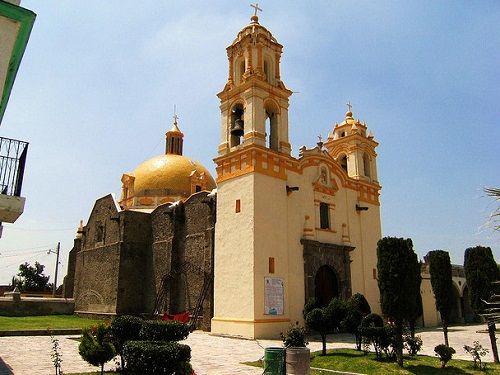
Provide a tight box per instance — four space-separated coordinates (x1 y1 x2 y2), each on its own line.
212 15 382 339
419 262 472 328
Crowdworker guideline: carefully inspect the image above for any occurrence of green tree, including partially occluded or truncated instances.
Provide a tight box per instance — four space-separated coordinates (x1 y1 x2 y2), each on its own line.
464 246 499 363
305 297 347 355
79 323 115 375
15 262 50 291
464 246 498 311
305 308 329 355
377 237 419 367
342 293 371 350
427 250 454 346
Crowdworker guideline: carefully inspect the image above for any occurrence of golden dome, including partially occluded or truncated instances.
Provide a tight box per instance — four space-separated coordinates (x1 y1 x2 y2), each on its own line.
132 154 216 196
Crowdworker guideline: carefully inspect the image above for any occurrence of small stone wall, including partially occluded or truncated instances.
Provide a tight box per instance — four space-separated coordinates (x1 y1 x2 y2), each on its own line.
0 293 74 316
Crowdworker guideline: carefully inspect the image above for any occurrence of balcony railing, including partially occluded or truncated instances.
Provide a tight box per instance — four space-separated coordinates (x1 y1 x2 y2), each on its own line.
0 136 28 197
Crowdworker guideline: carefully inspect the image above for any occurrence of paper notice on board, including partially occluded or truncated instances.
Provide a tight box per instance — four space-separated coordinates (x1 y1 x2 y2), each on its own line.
264 277 284 315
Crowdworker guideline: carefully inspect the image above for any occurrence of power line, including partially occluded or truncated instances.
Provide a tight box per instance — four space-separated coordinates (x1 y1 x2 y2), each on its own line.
0 251 50 271
0 244 53 253
6 227 74 232
0 249 50 258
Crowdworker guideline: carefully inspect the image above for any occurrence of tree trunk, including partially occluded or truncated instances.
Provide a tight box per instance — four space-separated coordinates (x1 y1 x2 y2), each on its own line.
443 318 449 347
395 321 404 367
409 320 416 338
321 333 327 355
100 363 104 375
488 321 499 363
355 333 361 350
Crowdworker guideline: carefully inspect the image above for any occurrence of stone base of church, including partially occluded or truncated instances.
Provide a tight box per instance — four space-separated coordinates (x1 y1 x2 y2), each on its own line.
211 317 291 339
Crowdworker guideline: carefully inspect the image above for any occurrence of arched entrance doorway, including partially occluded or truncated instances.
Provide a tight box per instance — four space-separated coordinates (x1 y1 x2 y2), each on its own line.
314 265 339 307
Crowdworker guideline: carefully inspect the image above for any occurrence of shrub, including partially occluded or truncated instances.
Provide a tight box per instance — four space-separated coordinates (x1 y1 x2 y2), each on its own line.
110 315 143 368
281 323 308 348
359 314 395 359
303 297 318 319
305 307 329 355
139 320 190 342
343 294 371 351
403 334 423 356
79 323 116 375
434 344 455 368
464 341 489 370
123 340 191 375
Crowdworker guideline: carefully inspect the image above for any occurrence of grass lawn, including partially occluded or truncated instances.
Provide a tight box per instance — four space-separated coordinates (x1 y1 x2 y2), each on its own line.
0 315 105 331
245 348 500 375
310 349 500 374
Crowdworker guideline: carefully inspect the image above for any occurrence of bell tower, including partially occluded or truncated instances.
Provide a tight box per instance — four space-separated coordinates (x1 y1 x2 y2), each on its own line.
216 12 292 156
324 104 379 185
212 11 297 339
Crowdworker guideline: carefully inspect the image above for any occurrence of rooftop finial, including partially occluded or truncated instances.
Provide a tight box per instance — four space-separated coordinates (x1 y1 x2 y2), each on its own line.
250 3 262 23
317 134 324 148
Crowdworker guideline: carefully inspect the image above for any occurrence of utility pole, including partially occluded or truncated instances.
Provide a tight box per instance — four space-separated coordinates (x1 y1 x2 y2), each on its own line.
48 242 60 297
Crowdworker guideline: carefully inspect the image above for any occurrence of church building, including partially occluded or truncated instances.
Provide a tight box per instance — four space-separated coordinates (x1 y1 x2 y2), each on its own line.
66 12 382 339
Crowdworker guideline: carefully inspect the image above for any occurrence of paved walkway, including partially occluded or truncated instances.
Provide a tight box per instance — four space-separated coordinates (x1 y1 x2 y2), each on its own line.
0 324 495 374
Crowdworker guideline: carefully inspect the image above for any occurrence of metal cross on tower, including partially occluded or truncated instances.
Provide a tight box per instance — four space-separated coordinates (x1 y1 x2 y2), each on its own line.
346 101 353 112
173 104 179 123
250 3 262 17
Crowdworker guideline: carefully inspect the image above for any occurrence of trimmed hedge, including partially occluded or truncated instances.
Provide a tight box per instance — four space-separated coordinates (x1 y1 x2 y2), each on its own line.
110 315 143 354
123 340 192 375
139 320 190 342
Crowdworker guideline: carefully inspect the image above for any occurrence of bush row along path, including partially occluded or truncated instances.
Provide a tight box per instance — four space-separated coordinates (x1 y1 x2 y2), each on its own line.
0 324 494 375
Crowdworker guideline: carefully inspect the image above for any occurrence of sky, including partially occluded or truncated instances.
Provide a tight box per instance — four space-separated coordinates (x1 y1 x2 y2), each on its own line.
0 0 498 286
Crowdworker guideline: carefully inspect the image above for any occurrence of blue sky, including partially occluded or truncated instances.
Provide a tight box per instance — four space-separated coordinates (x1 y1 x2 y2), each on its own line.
0 1 498 285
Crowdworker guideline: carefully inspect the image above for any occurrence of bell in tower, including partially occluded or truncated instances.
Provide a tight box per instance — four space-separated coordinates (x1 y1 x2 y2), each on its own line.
230 106 244 137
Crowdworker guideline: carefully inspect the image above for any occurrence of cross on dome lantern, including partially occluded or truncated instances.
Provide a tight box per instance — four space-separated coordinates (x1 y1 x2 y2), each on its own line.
250 3 262 17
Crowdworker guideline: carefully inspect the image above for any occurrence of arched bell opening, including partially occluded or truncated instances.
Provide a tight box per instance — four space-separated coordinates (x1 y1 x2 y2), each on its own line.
339 154 348 174
314 265 339 307
230 103 244 147
264 101 279 151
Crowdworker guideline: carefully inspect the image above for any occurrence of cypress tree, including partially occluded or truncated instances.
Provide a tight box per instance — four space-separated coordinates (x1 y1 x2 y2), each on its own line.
377 237 419 367
464 246 498 311
427 250 454 346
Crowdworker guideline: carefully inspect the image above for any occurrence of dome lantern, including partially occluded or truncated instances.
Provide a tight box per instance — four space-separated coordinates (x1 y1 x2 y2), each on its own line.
165 114 184 155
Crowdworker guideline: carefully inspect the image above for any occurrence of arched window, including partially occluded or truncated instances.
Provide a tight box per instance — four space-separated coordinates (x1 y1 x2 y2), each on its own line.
240 60 245 77
235 59 246 84
263 58 273 83
363 153 371 178
319 203 330 229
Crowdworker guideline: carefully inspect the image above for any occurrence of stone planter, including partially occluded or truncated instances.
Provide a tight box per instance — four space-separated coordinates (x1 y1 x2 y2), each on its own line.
286 347 310 375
